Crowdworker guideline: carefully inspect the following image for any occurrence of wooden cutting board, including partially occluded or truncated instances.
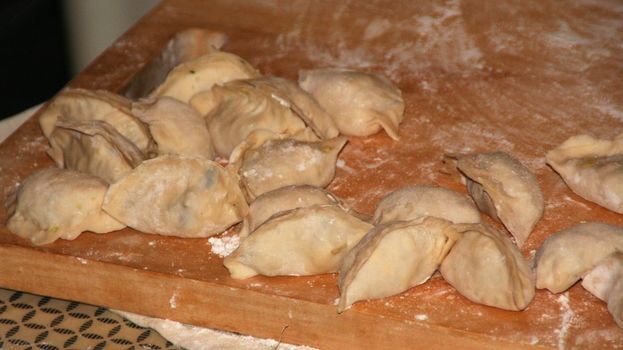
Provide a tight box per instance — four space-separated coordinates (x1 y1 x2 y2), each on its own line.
1 0 623 348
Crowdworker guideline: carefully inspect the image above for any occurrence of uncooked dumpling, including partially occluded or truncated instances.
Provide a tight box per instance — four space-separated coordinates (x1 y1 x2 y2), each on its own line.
6 168 125 245
456 152 543 246
132 97 215 159
244 76 339 139
239 185 346 238
440 223 535 311
298 68 404 140
190 80 314 158
535 222 623 293
582 253 623 328
373 185 480 225
337 217 459 312
223 205 373 279
103 155 248 237
48 120 145 183
230 132 347 200
151 51 260 103
546 133 623 214
39 88 152 153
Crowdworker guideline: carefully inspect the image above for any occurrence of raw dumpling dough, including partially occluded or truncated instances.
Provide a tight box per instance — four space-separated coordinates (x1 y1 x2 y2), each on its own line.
244 76 339 139
151 51 260 103
103 155 248 237
582 253 623 328
132 97 215 159
440 223 535 311
546 133 623 214
337 217 459 312
223 205 373 279
456 152 543 246
229 132 347 200
239 185 345 238
535 222 623 293
190 80 314 158
373 185 480 225
39 88 152 153
48 120 145 183
6 168 125 245
298 68 404 140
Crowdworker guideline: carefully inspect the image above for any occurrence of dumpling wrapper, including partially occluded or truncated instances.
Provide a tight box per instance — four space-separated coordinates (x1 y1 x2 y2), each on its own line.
535 222 623 293
132 97 215 159
230 132 347 200
39 88 152 153
48 120 145 184
224 205 373 279
546 133 623 214
298 68 404 140
239 185 345 238
6 168 125 245
103 155 248 237
373 185 480 225
440 223 535 311
337 217 459 312
151 51 260 103
456 152 543 246
190 80 313 158
582 252 623 328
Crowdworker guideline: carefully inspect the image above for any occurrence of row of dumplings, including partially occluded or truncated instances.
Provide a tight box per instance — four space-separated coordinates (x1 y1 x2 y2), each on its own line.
6 44 405 244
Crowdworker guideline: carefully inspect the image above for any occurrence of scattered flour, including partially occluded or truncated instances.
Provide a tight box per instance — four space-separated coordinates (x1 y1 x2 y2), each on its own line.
414 314 429 321
208 235 240 258
169 292 178 309
555 292 575 350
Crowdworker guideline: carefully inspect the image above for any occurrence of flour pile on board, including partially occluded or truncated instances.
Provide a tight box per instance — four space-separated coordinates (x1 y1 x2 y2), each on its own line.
208 235 240 257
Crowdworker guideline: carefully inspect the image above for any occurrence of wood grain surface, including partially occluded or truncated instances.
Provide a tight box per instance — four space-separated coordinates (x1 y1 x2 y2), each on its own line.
1 0 623 348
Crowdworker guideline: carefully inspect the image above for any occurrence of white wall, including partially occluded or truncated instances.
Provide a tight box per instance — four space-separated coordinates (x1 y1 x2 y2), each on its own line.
63 0 160 74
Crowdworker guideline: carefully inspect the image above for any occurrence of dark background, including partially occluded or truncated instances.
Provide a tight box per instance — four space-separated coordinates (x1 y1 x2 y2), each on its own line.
0 0 70 120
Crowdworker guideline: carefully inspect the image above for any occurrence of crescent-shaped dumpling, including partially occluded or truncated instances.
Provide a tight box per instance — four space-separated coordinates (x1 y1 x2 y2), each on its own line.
546 133 623 214
535 222 623 293
337 217 459 312
239 185 345 238
132 97 215 159
39 88 152 153
456 152 544 246
6 168 125 245
582 253 623 328
230 132 347 200
373 185 480 225
151 51 260 103
298 68 404 140
102 155 248 237
48 120 145 183
190 80 313 158
440 223 535 311
223 205 373 279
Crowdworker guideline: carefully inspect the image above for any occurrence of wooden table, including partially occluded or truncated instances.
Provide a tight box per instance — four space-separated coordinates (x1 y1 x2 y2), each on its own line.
1 1 623 348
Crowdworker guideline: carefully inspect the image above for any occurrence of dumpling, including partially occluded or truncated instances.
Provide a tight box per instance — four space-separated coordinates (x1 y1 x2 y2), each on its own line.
535 222 623 293
582 253 623 328
298 68 404 140
6 168 125 245
456 152 544 246
546 133 623 214
439 223 535 311
239 185 346 238
337 217 459 312
190 80 314 158
39 88 152 153
102 155 248 237
151 51 260 103
223 205 373 279
48 120 145 183
244 76 339 139
373 185 480 225
229 132 348 200
132 97 215 159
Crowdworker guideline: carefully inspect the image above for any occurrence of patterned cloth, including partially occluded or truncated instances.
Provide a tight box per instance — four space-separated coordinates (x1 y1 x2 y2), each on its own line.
0 288 181 350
